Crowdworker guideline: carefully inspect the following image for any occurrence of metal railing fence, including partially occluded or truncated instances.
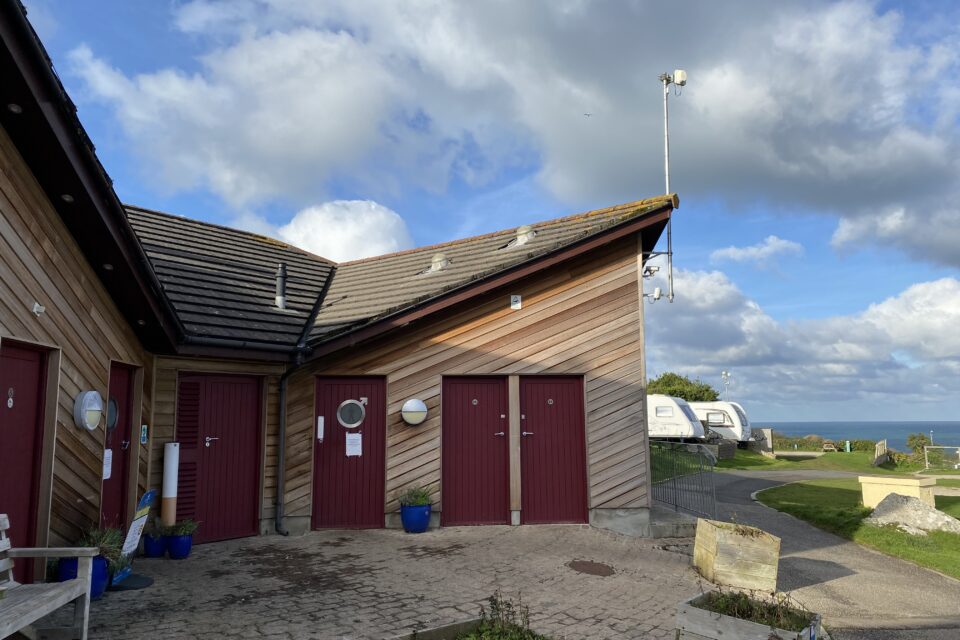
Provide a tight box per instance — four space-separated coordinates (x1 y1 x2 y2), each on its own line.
649 440 717 519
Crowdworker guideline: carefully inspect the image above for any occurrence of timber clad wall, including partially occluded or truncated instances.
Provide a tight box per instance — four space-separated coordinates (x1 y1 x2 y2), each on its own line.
0 125 152 545
284 233 648 519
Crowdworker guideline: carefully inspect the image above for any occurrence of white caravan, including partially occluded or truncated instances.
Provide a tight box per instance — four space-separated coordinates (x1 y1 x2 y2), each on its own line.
689 401 752 442
646 395 705 439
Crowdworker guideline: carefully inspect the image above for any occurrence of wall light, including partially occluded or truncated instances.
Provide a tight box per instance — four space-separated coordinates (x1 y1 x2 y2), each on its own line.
401 398 428 425
74 390 104 431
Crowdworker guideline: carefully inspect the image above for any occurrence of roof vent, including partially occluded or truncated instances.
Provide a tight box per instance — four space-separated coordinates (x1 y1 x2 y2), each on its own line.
418 253 450 275
500 225 537 250
275 263 287 309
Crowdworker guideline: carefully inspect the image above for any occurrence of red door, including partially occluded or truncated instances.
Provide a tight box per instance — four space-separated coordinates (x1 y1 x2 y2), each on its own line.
313 377 386 528
441 377 510 526
520 376 588 524
0 343 46 583
176 374 261 543
102 363 135 529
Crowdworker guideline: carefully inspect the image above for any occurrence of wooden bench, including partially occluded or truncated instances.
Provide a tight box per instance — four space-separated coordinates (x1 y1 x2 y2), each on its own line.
0 514 98 640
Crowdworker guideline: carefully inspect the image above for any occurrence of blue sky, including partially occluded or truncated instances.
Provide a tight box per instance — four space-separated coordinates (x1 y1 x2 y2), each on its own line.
23 0 960 421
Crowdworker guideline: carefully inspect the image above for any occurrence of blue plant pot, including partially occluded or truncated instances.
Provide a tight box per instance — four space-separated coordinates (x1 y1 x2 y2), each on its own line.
142 534 167 558
61 557 108 598
165 534 193 559
400 504 431 533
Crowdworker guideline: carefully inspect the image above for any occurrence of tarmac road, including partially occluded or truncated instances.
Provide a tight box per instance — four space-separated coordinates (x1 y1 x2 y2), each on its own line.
713 470 960 640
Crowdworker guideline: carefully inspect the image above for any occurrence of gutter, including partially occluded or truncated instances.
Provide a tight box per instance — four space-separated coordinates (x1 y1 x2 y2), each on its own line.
273 267 336 535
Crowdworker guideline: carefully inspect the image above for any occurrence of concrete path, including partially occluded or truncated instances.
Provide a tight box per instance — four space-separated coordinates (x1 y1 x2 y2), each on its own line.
715 470 960 640
50 525 702 640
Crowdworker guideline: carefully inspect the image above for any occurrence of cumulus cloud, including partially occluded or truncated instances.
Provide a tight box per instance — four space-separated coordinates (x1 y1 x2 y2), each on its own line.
237 200 414 262
710 235 804 265
645 269 960 418
64 0 960 265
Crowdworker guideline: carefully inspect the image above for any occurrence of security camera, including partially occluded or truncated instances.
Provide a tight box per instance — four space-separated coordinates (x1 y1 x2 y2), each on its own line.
653 287 662 300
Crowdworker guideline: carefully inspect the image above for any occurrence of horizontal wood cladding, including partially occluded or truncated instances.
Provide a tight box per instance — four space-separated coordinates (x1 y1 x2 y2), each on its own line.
149 357 283 522
285 234 649 518
0 125 151 545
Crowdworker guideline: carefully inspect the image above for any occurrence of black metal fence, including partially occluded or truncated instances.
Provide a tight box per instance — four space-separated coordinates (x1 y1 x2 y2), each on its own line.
649 441 717 519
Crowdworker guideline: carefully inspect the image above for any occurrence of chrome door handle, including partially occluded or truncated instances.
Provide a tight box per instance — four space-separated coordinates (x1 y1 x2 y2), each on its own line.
494 432 505 437
205 436 220 448
522 431 534 436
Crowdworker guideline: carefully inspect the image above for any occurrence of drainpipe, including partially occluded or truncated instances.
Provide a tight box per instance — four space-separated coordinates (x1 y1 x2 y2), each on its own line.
274 266 336 535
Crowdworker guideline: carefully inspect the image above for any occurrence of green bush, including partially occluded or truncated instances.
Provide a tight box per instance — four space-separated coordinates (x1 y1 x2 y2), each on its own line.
456 591 550 640
647 372 719 402
907 432 931 454
396 485 432 507
80 527 124 572
163 519 200 536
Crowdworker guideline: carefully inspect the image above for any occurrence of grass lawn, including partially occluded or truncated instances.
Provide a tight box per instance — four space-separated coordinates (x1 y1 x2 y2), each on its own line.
716 449 910 474
757 478 960 579
921 468 960 475
938 479 960 488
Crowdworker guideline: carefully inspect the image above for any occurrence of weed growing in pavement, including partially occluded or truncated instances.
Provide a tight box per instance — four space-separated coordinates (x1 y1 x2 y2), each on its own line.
456 591 551 639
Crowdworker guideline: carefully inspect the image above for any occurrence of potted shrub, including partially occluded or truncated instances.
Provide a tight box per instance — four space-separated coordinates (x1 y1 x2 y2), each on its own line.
677 589 823 640
141 517 167 558
163 519 199 559
59 527 121 600
397 485 432 533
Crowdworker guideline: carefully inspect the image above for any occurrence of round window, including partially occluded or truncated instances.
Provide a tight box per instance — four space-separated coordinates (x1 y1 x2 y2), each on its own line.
337 399 366 429
106 397 119 432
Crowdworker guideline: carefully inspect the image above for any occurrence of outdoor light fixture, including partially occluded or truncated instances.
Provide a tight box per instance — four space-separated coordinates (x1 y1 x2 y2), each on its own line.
7 103 23 114
74 390 104 431
401 398 428 426
60 193 74 203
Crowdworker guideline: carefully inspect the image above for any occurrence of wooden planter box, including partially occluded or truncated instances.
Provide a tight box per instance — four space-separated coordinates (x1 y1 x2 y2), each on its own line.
677 592 823 640
390 618 481 640
693 518 780 592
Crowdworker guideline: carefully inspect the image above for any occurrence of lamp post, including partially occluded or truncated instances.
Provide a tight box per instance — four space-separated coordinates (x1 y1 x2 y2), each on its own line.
721 370 731 399
659 70 686 303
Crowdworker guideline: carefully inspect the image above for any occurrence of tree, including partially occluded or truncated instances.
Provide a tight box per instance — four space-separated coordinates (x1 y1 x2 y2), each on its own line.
647 372 720 402
906 432 931 455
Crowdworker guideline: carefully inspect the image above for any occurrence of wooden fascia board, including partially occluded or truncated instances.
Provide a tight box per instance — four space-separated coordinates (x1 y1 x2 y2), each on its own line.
305 205 673 362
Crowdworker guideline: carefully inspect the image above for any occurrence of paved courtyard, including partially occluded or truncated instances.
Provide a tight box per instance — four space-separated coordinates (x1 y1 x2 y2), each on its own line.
81 526 701 639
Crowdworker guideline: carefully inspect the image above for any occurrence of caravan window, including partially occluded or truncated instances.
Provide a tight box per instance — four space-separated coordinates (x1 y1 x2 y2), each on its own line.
733 404 749 426
679 403 698 422
706 411 726 426
655 405 674 417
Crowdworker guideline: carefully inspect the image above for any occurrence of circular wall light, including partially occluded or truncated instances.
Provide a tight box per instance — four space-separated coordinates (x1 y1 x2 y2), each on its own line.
401 398 428 426
73 390 104 431
60 194 74 203
7 103 23 114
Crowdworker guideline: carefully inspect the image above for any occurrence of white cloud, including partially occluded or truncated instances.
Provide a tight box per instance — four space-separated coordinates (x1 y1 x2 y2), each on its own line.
235 200 413 262
64 0 960 265
710 235 803 265
645 269 960 419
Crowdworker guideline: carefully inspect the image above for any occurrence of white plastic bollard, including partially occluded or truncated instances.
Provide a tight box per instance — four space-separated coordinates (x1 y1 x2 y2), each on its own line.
161 442 180 526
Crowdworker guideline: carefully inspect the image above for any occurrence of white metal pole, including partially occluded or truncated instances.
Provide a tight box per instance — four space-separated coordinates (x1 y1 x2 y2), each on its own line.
661 74 675 302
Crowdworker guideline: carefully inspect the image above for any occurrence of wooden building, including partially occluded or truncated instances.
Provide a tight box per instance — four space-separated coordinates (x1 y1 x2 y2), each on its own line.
0 1 675 560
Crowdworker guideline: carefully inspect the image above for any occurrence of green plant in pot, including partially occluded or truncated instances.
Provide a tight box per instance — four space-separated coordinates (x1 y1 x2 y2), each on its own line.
163 519 199 559
141 517 167 558
58 527 121 600
397 485 432 533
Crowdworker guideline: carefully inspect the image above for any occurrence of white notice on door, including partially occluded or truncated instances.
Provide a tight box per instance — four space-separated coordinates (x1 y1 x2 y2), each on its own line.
346 432 362 457
103 448 113 480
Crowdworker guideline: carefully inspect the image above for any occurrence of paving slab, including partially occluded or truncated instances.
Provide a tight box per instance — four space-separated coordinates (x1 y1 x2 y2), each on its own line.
56 525 704 639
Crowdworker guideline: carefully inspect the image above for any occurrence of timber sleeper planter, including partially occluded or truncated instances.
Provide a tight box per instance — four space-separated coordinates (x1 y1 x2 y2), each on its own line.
693 518 781 592
677 591 824 640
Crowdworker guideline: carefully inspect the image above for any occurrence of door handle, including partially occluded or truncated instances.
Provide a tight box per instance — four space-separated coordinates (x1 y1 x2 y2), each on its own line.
494 431 505 437
522 431 534 436
205 436 220 448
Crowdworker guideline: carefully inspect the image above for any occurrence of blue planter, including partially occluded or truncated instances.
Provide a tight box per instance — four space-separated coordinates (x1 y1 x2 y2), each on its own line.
165 534 193 560
400 504 432 533
142 534 167 558
60 556 108 599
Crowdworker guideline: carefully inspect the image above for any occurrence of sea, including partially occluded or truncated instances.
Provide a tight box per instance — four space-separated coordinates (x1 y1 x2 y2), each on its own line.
759 421 960 454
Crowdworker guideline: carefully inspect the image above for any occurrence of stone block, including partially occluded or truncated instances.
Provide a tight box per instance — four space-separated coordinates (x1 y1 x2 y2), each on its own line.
859 475 936 509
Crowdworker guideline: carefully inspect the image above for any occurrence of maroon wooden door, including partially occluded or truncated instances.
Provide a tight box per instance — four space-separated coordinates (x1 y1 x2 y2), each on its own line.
313 377 386 529
101 363 135 529
0 343 46 582
441 377 510 526
520 376 588 524
176 374 261 543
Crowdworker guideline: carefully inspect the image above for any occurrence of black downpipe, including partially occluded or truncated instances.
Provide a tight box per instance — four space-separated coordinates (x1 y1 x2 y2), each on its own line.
274 267 336 535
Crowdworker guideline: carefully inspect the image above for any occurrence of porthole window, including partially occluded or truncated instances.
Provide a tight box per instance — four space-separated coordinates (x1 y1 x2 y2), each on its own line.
337 399 366 429
106 397 119 432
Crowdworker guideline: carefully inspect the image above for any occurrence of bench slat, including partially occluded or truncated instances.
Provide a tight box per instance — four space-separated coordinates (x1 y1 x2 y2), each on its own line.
0 581 86 638
0 558 13 573
0 537 11 552
0 514 10 530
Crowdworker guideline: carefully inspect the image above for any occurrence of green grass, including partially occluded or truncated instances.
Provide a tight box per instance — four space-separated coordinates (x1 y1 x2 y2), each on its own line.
757 478 960 580
938 479 960 488
921 468 960 475
716 449 908 474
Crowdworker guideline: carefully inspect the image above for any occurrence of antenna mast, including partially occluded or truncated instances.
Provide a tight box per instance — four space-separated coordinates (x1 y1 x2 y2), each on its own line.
658 70 685 303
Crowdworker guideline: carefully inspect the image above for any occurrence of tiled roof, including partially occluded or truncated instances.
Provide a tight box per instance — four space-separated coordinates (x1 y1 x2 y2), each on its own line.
308 195 676 343
126 206 334 347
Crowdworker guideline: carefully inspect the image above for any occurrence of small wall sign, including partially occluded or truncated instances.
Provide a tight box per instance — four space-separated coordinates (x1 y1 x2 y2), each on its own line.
103 448 113 480
140 424 149 445
346 432 362 457
510 294 522 310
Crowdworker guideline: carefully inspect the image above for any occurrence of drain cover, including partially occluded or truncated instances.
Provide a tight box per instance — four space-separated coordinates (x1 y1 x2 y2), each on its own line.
567 560 615 577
